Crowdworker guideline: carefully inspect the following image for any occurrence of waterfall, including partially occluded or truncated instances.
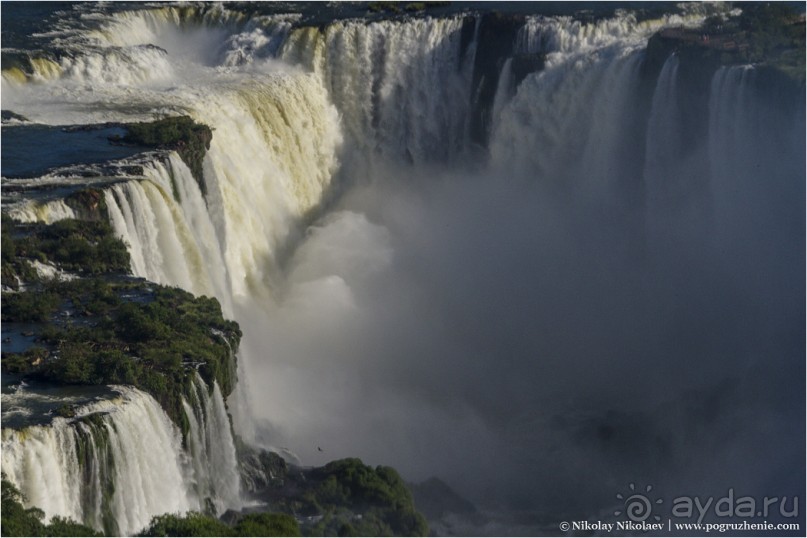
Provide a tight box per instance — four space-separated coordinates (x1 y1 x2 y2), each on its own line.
643 54 683 214
2 387 194 536
6 199 77 224
489 46 645 200
280 17 476 166
2 380 242 535
100 64 342 302
104 155 228 305
488 8 717 142
708 65 760 241
706 64 805 294
182 373 242 515
2 2 803 530
59 46 175 86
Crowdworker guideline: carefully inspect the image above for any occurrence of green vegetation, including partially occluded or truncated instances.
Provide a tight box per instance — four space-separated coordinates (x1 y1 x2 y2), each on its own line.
116 116 213 194
736 4 805 81
307 459 428 536
2 215 38 290
245 455 428 537
368 1 448 14
2 279 240 427
368 2 401 14
1 292 61 322
2 216 129 280
2 478 101 537
121 116 204 147
137 513 232 537
137 512 300 537
1 216 240 428
233 513 301 537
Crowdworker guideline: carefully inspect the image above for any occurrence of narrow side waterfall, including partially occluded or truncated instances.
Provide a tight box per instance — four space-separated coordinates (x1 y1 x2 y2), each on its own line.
182 373 242 515
706 63 805 298
2 379 241 535
2 387 193 536
643 54 684 213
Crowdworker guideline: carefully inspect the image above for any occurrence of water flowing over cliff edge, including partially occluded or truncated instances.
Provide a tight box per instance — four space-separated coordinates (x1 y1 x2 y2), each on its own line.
2 2 804 535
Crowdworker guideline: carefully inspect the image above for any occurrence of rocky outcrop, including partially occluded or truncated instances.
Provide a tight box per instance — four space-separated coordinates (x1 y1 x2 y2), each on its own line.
64 188 105 221
113 116 213 196
1 110 29 122
237 448 429 537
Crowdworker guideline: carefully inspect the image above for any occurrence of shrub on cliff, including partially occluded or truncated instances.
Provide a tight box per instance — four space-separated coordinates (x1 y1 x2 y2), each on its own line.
1 291 60 322
233 513 301 537
6 219 130 276
137 512 231 537
1 217 240 427
137 511 300 537
274 458 429 536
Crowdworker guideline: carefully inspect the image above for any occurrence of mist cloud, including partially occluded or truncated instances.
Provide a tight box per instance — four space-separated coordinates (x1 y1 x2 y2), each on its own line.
233 55 804 522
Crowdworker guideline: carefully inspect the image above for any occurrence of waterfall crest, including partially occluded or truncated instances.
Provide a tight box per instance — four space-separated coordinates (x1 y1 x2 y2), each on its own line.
2 387 192 536
2 379 241 535
281 16 475 166
2 3 803 532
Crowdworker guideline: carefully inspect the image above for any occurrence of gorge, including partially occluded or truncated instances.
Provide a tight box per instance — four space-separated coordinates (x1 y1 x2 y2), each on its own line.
1 2 804 536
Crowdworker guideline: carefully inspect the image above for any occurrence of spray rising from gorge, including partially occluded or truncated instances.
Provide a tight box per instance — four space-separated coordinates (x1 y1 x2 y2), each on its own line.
1 2 804 534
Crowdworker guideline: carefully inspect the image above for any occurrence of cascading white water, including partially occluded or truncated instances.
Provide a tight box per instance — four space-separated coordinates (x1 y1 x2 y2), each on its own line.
98 69 342 304
103 155 228 304
490 45 645 201
182 373 242 515
59 46 175 86
515 10 708 57
280 16 476 167
6 199 77 224
3 2 803 531
97 70 343 440
705 63 804 293
708 64 756 241
1 387 193 536
643 54 683 212
2 380 241 535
